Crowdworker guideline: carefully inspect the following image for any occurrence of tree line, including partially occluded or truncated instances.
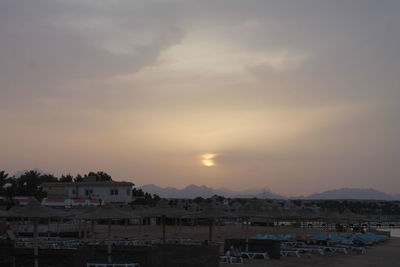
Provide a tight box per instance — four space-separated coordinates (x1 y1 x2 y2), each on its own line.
0 170 159 202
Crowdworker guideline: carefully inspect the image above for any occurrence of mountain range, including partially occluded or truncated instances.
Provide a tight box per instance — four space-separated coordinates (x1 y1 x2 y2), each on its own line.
139 184 400 200
139 184 283 199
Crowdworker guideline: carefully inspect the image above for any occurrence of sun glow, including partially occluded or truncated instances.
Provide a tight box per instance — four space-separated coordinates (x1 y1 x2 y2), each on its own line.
201 153 218 167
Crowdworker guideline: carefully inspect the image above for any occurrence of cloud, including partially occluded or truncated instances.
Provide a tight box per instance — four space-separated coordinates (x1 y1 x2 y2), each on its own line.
1 0 400 195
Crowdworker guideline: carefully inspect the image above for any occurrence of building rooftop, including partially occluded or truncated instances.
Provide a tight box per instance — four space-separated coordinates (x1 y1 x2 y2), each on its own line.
41 181 134 187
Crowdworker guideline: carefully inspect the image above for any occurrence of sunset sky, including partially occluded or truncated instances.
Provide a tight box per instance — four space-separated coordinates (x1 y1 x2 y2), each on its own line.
1 0 399 196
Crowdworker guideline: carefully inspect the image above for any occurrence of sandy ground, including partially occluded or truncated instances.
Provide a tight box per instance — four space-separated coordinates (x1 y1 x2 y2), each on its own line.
242 237 400 267
92 224 332 241
89 224 400 266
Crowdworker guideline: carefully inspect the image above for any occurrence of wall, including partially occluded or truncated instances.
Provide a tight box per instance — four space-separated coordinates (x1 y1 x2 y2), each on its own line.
75 186 131 203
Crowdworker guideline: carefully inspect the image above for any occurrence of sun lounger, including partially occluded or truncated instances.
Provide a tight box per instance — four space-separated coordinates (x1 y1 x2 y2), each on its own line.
296 246 325 255
280 249 301 258
219 256 243 264
86 262 139 267
241 251 269 259
319 246 348 254
219 256 230 264
335 244 366 254
282 241 306 247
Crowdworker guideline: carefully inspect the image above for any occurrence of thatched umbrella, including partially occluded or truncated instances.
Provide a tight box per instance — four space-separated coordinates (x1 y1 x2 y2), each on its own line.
321 208 365 230
117 205 144 234
3 200 69 258
77 204 137 255
67 206 98 238
137 200 189 244
132 205 147 232
259 207 292 226
0 209 10 219
184 202 233 242
232 203 267 251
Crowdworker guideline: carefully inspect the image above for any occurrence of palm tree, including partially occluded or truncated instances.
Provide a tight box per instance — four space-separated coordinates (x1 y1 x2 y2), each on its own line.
18 170 44 199
0 170 9 196
59 174 73 182
0 170 8 184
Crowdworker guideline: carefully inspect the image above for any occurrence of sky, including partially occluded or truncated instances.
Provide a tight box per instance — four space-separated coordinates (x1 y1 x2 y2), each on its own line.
1 0 400 196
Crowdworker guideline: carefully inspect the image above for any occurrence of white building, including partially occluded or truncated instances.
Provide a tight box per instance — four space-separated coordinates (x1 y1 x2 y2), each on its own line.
41 181 134 204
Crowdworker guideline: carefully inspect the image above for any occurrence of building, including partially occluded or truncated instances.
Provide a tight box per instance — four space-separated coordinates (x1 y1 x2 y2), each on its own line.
41 181 134 204
0 196 33 206
41 198 102 207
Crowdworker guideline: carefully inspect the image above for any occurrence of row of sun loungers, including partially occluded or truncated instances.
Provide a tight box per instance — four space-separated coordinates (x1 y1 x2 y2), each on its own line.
219 256 243 264
86 262 139 267
282 232 387 258
14 237 196 249
241 251 269 259
220 232 388 264
220 250 270 264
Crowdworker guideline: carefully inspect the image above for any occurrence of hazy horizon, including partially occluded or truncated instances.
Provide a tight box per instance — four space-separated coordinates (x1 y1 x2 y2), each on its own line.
1 1 400 196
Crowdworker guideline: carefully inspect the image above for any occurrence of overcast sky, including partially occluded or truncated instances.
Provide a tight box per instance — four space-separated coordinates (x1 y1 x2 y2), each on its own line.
1 0 399 196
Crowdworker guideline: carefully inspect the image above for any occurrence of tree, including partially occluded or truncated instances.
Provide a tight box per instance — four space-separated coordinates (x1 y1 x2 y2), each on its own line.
59 174 73 182
132 188 145 197
40 174 58 183
16 170 55 200
0 171 9 196
85 171 112 181
153 194 161 202
194 196 205 204
0 170 8 184
74 174 84 182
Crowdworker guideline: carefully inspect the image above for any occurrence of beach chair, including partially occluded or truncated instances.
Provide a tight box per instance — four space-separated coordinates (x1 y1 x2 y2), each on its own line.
296 246 325 255
219 256 230 264
319 246 348 254
335 244 366 254
219 256 243 264
229 256 243 264
86 262 139 267
241 251 269 260
282 241 306 248
280 249 302 258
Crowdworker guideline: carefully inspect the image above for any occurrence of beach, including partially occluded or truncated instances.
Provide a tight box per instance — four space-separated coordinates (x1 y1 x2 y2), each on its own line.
88 224 400 266
241 237 400 267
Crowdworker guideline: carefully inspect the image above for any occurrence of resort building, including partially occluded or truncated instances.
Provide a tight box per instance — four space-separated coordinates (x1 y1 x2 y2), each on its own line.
41 180 134 204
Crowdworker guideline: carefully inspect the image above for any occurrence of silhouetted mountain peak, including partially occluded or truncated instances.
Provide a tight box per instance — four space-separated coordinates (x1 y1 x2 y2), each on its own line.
139 184 399 200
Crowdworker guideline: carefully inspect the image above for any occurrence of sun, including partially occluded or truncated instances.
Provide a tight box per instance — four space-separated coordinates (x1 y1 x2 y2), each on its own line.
201 153 218 167
203 159 214 167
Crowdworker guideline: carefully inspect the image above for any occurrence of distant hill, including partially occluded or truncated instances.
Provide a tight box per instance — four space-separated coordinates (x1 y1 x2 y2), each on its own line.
139 184 283 199
140 184 399 200
303 188 397 200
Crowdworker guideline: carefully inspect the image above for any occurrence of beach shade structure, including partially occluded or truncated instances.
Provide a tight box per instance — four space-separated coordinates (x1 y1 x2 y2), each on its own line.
118 204 144 221
3 199 70 258
77 204 138 255
290 207 322 227
262 207 293 222
1 205 24 236
137 200 190 244
340 209 364 223
0 209 10 218
232 202 268 251
67 206 98 238
184 202 234 243
293 207 321 220
131 205 147 233
117 205 143 234
321 209 365 229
